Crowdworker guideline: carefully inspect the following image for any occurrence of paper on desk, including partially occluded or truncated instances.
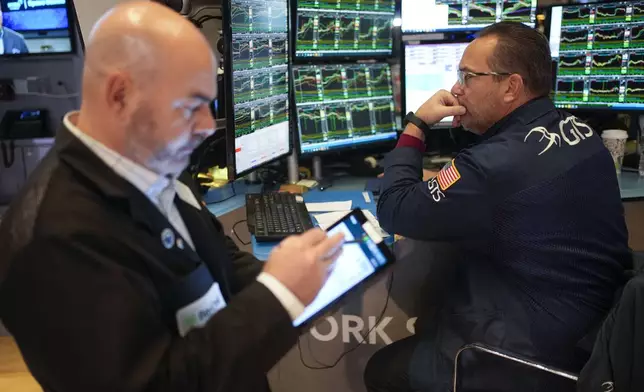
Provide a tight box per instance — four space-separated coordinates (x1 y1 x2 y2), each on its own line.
313 211 352 230
363 210 391 238
306 201 352 212
313 209 390 238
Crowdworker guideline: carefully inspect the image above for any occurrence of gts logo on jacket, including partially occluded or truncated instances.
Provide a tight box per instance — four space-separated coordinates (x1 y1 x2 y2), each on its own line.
524 115 594 155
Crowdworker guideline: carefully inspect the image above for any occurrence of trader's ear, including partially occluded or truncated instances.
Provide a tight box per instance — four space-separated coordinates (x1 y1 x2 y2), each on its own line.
104 71 138 120
503 74 525 104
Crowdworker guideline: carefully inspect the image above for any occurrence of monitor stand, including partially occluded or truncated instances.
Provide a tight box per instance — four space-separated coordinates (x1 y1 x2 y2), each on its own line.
287 150 300 184
245 171 261 185
312 156 333 190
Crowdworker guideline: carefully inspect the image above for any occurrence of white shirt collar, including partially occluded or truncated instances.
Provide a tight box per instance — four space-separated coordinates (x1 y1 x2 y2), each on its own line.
63 112 201 210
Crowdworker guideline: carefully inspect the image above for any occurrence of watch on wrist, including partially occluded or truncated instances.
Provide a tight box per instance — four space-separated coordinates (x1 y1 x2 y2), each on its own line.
403 112 432 136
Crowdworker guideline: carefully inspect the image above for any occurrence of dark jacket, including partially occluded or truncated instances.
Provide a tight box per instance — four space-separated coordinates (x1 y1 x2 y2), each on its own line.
378 97 631 390
577 273 644 392
0 125 296 392
1 27 29 54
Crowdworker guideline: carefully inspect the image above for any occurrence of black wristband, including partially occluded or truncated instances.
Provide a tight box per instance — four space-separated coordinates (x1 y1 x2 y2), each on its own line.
403 112 432 135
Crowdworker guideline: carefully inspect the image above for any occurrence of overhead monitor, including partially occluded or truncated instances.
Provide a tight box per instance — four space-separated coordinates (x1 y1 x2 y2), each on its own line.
293 62 398 155
549 1 644 110
294 0 395 59
403 41 469 127
1 0 75 56
402 0 537 34
223 0 292 178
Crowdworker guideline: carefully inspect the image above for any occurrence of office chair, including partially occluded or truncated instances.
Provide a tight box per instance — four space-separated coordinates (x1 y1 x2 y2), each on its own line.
452 252 644 391
452 343 579 391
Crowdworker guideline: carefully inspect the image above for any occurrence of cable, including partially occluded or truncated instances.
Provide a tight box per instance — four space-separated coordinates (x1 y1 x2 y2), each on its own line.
297 270 395 370
204 181 237 204
57 80 80 109
1 140 15 168
258 166 288 187
232 219 250 246
198 15 222 22
190 135 225 176
194 15 222 27
16 92 79 99
192 5 222 15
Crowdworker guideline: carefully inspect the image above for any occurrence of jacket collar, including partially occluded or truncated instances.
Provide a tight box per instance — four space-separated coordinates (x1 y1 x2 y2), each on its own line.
62 112 172 205
55 123 232 295
55 124 136 201
55 124 182 247
480 97 556 142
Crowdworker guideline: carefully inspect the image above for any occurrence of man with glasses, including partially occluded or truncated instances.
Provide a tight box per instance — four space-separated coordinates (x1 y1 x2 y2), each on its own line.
364 22 630 391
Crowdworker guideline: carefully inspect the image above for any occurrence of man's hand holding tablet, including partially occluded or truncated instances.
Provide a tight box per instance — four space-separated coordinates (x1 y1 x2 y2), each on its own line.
263 229 346 305
293 209 396 328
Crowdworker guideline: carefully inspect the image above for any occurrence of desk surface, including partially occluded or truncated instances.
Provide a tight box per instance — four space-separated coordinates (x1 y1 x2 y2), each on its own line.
205 172 644 220
619 171 644 201
205 177 373 218
251 189 379 260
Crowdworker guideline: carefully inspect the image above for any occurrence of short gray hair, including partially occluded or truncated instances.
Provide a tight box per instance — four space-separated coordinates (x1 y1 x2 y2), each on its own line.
478 22 552 98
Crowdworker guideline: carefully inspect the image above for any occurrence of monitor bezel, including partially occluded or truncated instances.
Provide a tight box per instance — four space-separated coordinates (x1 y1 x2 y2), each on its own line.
545 0 644 113
401 0 538 35
292 59 399 157
400 36 475 129
290 0 396 62
0 0 77 58
222 0 294 180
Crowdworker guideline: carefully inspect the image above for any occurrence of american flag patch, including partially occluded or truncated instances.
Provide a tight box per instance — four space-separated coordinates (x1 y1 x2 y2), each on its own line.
437 160 461 191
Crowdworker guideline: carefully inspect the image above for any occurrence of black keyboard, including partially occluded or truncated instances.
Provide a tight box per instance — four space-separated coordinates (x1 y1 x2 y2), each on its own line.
246 192 315 242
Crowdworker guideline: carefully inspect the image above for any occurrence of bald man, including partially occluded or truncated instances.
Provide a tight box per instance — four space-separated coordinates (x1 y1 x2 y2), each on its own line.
0 3 343 392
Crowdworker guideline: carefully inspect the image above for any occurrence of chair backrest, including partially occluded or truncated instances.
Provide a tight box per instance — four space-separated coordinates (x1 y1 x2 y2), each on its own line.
633 251 644 274
577 268 644 391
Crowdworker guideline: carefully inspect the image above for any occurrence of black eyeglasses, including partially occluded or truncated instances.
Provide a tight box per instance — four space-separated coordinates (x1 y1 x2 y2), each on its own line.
457 70 512 86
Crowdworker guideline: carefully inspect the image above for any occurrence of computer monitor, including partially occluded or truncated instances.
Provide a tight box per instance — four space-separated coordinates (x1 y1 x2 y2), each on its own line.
293 62 398 155
294 0 395 59
223 0 292 178
1 0 75 56
402 0 537 34
549 1 644 110
403 40 470 127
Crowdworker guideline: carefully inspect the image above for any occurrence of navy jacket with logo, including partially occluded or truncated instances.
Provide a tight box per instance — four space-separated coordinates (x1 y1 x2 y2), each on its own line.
378 97 631 388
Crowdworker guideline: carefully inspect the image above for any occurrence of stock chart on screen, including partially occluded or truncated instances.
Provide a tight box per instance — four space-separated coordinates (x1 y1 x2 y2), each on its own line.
402 0 536 33
229 0 291 174
293 63 397 154
550 1 644 110
295 0 394 58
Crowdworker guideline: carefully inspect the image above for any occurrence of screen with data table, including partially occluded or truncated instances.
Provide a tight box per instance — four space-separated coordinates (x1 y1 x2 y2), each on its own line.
293 63 398 154
226 0 291 176
402 0 536 33
403 41 469 126
295 0 394 58
550 1 644 110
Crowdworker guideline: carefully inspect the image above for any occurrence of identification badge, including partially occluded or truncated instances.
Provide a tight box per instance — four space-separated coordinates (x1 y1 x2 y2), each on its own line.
176 282 227 337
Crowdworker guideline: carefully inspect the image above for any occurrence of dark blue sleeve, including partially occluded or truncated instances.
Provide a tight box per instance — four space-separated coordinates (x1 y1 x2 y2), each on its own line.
377 147 492 241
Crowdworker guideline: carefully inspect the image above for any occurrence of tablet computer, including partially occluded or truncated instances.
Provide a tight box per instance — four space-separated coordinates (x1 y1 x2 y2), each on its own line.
293 209 395 328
